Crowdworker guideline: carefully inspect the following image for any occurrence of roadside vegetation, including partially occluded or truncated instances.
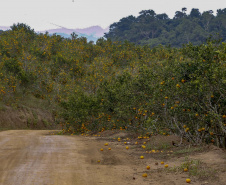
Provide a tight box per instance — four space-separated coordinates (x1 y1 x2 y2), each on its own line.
0 23 225 147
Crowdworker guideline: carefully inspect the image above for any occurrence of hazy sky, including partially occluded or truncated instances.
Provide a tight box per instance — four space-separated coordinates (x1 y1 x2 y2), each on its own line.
1 0 225 31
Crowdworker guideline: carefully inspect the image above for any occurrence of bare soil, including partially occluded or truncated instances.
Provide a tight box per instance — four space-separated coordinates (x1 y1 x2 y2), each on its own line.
0 105 57 130
0 130 225 185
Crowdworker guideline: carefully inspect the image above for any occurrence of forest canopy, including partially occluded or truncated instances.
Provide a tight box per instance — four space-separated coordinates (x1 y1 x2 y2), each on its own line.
104 8 226 47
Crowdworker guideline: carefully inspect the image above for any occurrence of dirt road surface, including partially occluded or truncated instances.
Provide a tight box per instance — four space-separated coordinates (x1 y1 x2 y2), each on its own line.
0 130 225 185
0 130 146 185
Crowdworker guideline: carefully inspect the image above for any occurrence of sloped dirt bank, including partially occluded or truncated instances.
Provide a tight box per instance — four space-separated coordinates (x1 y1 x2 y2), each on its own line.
0 106 57 129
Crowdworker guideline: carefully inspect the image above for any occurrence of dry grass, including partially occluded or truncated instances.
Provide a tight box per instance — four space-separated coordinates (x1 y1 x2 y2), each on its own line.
166 157 218 181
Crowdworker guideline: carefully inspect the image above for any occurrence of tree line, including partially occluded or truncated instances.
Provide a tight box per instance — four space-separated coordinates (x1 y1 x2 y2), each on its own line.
104 8 226 47
0 23 225 147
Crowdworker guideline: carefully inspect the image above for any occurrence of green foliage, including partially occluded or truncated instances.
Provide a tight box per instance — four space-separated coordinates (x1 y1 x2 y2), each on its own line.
0 23 225 147
105 8 226 47
60 90 100 131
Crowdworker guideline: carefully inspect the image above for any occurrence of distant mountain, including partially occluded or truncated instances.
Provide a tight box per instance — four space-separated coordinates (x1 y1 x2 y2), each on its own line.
0 25 109 42
0 26 10 31
75 26 109 38
48 32 100 43
39 25 109 42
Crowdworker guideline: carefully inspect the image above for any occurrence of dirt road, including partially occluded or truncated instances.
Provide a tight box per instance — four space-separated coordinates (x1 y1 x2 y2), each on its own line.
0 130 225 185
0 130 147 185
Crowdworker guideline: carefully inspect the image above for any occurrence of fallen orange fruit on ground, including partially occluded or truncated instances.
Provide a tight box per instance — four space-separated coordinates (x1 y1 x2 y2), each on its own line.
142 173 147 177
140 156 144 159
164 164 168 168
184 168 188 172
146 166 150 170
142 145 146 149
100 148 103 151
186 179 191 183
